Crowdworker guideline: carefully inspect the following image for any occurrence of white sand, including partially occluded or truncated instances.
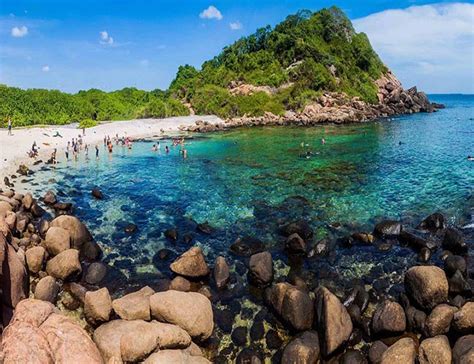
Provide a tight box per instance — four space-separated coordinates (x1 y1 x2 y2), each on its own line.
0 115 223 189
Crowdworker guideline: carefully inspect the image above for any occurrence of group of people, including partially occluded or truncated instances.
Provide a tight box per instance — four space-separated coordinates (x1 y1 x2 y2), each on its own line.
64 135 99 162
151 137 188 158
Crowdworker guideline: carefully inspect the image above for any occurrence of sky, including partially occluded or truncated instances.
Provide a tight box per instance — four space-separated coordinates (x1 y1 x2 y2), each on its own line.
1 0 473 94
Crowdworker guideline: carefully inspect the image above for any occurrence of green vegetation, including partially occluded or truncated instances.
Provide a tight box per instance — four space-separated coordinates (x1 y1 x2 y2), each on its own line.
0 6 387 126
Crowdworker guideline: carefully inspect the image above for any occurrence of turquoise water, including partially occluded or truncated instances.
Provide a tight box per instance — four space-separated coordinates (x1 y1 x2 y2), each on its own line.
24 94 473 291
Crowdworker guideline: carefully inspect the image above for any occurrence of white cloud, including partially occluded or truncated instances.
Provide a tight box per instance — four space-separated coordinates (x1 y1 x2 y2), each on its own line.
99 30 114 45
229 21 242 30
200 6 223 20
354 3 474 93
42 65 50 72
11 26 28 38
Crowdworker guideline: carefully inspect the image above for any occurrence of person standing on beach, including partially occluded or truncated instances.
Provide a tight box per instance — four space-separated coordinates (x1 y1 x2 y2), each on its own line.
7 118 12 136
95 145 99 159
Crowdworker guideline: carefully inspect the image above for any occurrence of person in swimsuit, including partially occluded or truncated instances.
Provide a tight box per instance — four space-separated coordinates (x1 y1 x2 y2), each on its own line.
95 145 99 159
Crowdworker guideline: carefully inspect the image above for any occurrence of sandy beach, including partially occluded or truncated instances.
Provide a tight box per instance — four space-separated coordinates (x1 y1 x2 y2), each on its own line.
0 115 223 189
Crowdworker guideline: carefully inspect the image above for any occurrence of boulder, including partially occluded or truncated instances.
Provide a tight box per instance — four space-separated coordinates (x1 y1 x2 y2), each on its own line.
39 313 103 363
85 262 107 285
93 319 191 363
374 220 402 237
91 188 103 200
452 335 474 364
380 337 416 364
285 233 307 254
372 300 406 335
230 236 265 256
46 249 82 281
404 266 448 310
34 276 60 303
214 256 230 289
43 191 57 205
144 350 211 364
81 240 102 261
281 331 320 364
448 270 471 296
0 201 13 217
340 349 367 364
444 255 467 277
170 247 210 278
369 341 388 364
25 246 46 274
280 220 313 240
442 228 468 254
31 203 45 218
150 290 213 340
425 304 457 337
419 335 452 364
164 228 178 241
44 227 71 255
314 286 353 356
50 215 92 249
169 276 192 292
22 193 34 210
418 212 445 231
248 251 273 287
0 299 102 364
112 286 154 321
0 236 29 308
452 302 474 334
84 288 112 325
265 283 314 331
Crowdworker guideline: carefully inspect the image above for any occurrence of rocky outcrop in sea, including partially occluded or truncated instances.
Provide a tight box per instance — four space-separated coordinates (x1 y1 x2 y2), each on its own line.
0 186 472 363
185 71 445 133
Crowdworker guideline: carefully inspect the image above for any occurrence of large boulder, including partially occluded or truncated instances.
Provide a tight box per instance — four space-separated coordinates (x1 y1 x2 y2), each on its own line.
93 319 191 362
452 302 474 334
425 304 457 337
34 276 60 303
419 335 452 364
248 251 273 287
404 266 448 310
265 282 313 331
112 286 154 321
314 286 353 356
150 290 213 340
170 247 210 278
452 335 474 364
372 300 406 335
84 288 113 326
0 236 29 308
25 246 46 274
418 212 445 231
213 256 230 289
380 337 416 364
0 299 102 364
0 201 13 218
46 249 82 281
281 331 320 364
44 227 71 255
50 215 92 249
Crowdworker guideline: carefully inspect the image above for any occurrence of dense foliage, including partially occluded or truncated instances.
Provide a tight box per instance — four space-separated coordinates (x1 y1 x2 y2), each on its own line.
169 6 386 118
1 7 387 126
0 86 189 127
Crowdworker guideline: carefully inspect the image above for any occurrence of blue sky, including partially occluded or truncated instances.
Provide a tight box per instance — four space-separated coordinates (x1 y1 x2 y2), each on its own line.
1 0 473 93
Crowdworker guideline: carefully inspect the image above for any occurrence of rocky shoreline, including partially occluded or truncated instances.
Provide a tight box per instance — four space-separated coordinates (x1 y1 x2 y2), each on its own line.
0 177 472 363
184 72 445 133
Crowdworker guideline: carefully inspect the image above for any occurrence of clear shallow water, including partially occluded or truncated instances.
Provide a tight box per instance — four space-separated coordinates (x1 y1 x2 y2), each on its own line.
23 95 473 291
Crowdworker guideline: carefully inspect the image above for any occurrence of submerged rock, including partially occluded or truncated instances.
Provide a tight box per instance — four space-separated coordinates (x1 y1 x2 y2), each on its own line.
213 256 230 289
442 228 468 254
280 220 313 240
230 236 265 256
91 188 103 200
418 212 445 231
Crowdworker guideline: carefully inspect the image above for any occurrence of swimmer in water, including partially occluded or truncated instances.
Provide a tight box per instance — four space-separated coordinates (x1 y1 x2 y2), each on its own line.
165 145 170 154
321 138 326 145
152 144 157 152
468 156 474 161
